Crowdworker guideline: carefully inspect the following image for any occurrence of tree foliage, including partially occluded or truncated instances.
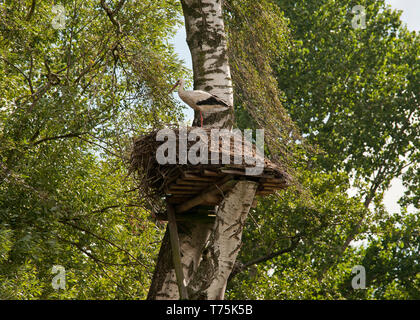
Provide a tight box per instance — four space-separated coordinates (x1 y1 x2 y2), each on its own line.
226 0 419 299
225 0 309 174
276 0 419 197
0 0 186 299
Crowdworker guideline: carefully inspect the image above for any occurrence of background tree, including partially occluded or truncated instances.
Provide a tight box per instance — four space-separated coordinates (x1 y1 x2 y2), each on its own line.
226 0 419 299
0 0 186 299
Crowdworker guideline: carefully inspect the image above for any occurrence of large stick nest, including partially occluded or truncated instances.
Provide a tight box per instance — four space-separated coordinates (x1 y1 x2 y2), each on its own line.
130 126 291 213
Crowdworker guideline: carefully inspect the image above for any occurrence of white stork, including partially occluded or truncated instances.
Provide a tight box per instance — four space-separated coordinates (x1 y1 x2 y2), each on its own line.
169 78 230 127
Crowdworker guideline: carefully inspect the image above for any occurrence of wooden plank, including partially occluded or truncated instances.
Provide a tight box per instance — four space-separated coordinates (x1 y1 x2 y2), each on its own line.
222 164 248 169
261 184 287 190
182 172 215 182
261 183 283 188
175 178 210 186
202 169 220 177
262 178 286 184
184 169 200 174
260 186 278 191
259 190 276 194
220 168 272 178
261 174 275 179
219 168 246 175
175 176 236 213
167 204 189 300
257 190 276 195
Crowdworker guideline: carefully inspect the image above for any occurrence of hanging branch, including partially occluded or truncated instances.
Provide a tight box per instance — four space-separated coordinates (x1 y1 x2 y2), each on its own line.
100 0 126 35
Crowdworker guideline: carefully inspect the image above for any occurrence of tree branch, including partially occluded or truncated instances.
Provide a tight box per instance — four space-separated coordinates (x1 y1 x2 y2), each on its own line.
0 56 32 89
58 218 150 269
100 0 126 34
228 237 300 282
56 234 137 267
32 132 88 146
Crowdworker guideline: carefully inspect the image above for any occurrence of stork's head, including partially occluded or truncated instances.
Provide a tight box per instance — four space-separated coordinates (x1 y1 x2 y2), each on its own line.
169 78 184 93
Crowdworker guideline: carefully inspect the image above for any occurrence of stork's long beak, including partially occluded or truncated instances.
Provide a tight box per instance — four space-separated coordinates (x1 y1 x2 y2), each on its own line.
168 82 179 94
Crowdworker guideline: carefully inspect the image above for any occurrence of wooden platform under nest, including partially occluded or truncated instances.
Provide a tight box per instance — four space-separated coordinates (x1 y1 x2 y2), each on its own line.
130 127 291 214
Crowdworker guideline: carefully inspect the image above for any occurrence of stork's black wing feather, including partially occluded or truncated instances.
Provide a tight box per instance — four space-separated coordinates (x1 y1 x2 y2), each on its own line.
196 95 229 107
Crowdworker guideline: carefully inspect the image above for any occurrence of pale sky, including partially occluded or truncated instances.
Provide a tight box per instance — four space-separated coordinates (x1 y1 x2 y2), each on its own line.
171 1 419 214
381 0 418 214
385 0 420 31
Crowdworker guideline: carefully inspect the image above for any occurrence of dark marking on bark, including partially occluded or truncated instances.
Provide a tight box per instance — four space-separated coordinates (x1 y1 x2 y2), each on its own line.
188 260 194 278
230 242 242 257
196 96 229 107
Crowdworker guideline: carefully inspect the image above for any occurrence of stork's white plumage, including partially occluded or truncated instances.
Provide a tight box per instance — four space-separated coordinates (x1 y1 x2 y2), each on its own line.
169 78 230 127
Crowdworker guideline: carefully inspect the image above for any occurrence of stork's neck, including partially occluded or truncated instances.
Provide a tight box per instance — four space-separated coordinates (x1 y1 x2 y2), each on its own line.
177 80 188 103
178 80 185 94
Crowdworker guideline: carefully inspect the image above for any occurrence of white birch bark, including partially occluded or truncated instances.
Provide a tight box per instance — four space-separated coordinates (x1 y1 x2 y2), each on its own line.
188 181 258 299
153 223 213 300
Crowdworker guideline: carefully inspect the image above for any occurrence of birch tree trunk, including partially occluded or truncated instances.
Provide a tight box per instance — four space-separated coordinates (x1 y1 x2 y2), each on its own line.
147 0 257 300
182 0 234 129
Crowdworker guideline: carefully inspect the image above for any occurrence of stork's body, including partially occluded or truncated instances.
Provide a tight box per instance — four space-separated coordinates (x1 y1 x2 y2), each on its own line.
170 78 230 127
